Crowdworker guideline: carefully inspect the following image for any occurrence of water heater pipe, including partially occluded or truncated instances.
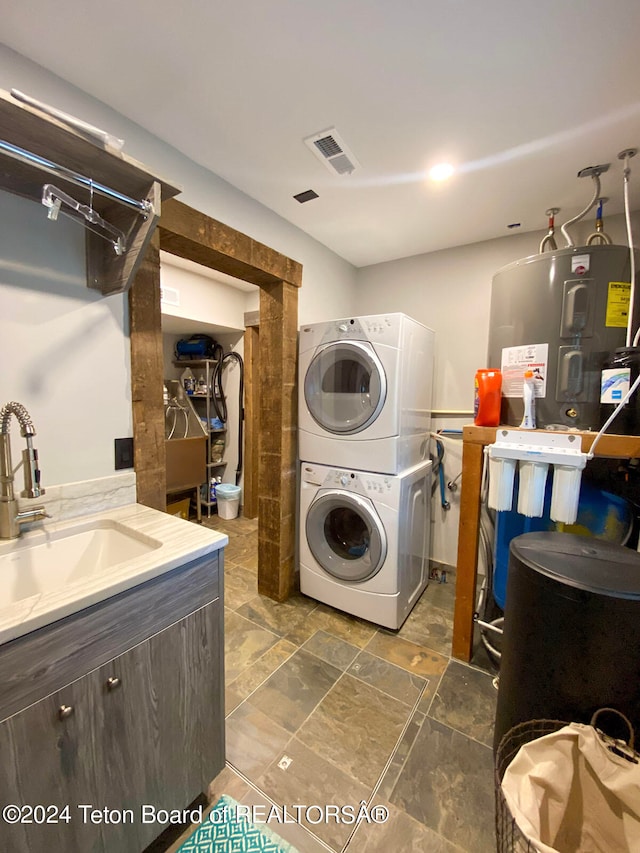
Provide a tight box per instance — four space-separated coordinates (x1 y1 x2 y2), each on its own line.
560 173 601 247
619 149 639 346
539 208 560 253
586 198 612 246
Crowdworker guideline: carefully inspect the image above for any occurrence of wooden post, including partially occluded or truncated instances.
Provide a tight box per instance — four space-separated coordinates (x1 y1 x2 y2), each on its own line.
452 439 484 661
257 281 298 601
129 232 166 510
243 324 260 519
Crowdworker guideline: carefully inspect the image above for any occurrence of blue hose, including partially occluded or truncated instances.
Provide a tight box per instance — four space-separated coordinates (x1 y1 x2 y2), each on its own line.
436 440 450 510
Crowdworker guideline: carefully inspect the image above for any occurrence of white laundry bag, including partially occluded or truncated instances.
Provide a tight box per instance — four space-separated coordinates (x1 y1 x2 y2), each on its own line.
500 711 640 853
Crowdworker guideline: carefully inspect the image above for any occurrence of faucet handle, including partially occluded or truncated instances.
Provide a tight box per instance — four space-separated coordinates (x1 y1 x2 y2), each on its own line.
16 506 50 525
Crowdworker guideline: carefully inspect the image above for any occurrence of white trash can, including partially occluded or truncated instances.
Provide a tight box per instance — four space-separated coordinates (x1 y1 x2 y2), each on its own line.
216 484 241 519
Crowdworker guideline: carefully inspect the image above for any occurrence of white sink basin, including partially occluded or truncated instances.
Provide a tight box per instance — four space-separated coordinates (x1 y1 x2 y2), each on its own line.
0 519 161 605
0 504 227 646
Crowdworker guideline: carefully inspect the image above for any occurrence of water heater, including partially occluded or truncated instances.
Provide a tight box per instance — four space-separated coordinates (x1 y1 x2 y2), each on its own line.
488 244 639 430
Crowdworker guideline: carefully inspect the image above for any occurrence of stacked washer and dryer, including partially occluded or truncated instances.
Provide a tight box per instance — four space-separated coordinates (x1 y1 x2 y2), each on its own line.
298 313 435 629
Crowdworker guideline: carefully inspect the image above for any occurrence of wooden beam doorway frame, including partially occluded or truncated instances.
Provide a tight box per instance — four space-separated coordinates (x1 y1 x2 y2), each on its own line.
242 321 260 520
129 199 301 602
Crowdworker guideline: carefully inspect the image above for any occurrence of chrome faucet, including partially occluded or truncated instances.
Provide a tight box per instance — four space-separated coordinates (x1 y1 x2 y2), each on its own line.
0 402 47 539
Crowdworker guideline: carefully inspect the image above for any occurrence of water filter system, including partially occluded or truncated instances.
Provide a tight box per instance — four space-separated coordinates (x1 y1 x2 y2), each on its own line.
487 430 587 523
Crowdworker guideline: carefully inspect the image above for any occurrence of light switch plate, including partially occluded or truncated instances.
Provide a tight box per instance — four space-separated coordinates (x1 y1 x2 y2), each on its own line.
114 437 134 470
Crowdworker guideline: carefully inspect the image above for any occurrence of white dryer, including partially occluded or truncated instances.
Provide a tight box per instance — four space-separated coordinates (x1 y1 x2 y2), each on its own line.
299 459 432 629
298 313 434 473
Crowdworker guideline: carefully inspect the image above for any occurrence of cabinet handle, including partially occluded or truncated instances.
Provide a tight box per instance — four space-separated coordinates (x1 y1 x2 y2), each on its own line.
58 704 74 721
106 676 121 691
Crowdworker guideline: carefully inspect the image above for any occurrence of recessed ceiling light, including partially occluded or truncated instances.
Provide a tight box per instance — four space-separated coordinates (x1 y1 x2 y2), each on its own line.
428 163 455 181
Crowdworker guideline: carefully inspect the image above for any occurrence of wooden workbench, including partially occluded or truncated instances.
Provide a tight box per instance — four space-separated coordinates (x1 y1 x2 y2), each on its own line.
452 425 640 661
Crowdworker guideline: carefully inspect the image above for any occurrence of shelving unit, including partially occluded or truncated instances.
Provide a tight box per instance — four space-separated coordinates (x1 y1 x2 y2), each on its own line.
174 359 227 518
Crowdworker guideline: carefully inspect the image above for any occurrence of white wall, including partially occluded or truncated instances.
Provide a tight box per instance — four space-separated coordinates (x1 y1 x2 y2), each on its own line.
160 259 251 332
0 46 358 491
356 212 640 566
0 190 132 486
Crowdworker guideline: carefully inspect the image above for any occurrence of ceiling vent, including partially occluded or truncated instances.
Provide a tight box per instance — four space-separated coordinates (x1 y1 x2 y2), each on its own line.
293 189 319 203
160 284 180 306
304 127 360 175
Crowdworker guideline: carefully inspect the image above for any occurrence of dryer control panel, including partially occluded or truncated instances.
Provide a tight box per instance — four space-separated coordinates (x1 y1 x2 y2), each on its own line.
362 316 394 336
299 313 407 351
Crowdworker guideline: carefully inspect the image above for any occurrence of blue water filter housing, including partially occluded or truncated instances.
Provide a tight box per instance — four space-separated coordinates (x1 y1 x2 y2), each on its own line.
493 474 633 610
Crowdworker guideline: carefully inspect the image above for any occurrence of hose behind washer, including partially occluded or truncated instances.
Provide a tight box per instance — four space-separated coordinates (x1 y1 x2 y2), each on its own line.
211 350 245 486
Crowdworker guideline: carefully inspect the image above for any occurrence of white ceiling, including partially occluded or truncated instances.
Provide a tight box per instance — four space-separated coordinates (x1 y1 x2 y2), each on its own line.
3 0 640 267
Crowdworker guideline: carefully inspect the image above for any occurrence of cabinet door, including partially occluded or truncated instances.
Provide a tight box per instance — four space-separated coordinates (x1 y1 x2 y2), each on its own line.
95 599 224 852
0 597 224 853
0 674 103 853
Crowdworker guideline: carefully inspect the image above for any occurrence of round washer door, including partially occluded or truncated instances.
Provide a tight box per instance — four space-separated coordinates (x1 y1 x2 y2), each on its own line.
304 340 387 435
305 489 387 582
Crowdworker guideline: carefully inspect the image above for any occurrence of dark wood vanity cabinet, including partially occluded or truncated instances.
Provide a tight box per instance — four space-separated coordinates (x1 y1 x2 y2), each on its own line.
0 667 103 851
0 550 225 852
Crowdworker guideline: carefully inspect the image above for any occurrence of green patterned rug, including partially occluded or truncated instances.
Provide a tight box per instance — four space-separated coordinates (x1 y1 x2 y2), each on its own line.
177 795 301 852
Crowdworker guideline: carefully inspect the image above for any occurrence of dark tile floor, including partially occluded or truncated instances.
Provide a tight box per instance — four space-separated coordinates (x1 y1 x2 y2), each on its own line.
168 514 498 853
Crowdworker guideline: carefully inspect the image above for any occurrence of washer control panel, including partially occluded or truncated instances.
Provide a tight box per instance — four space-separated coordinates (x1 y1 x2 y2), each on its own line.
323 468 392 495
325 468 360 490
362 476 392 495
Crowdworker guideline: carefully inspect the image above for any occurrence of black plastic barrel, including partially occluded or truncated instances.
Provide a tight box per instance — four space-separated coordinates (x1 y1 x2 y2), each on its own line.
494 532 640 751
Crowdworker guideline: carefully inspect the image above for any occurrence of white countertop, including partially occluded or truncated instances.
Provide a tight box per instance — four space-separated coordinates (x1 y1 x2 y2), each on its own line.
0 503 228 646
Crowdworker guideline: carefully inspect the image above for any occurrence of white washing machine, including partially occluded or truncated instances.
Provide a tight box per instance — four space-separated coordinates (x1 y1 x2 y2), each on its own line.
299 459 432 629
298 313 434 474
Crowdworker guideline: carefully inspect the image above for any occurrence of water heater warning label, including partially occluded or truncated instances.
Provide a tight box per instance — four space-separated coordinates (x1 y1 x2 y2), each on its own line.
571 254 590 275
500 344 548 398
606 281 631 327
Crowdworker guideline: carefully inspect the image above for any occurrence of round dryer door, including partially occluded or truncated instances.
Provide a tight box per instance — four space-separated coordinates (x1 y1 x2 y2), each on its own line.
305 490 387 582
304 340 387 434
